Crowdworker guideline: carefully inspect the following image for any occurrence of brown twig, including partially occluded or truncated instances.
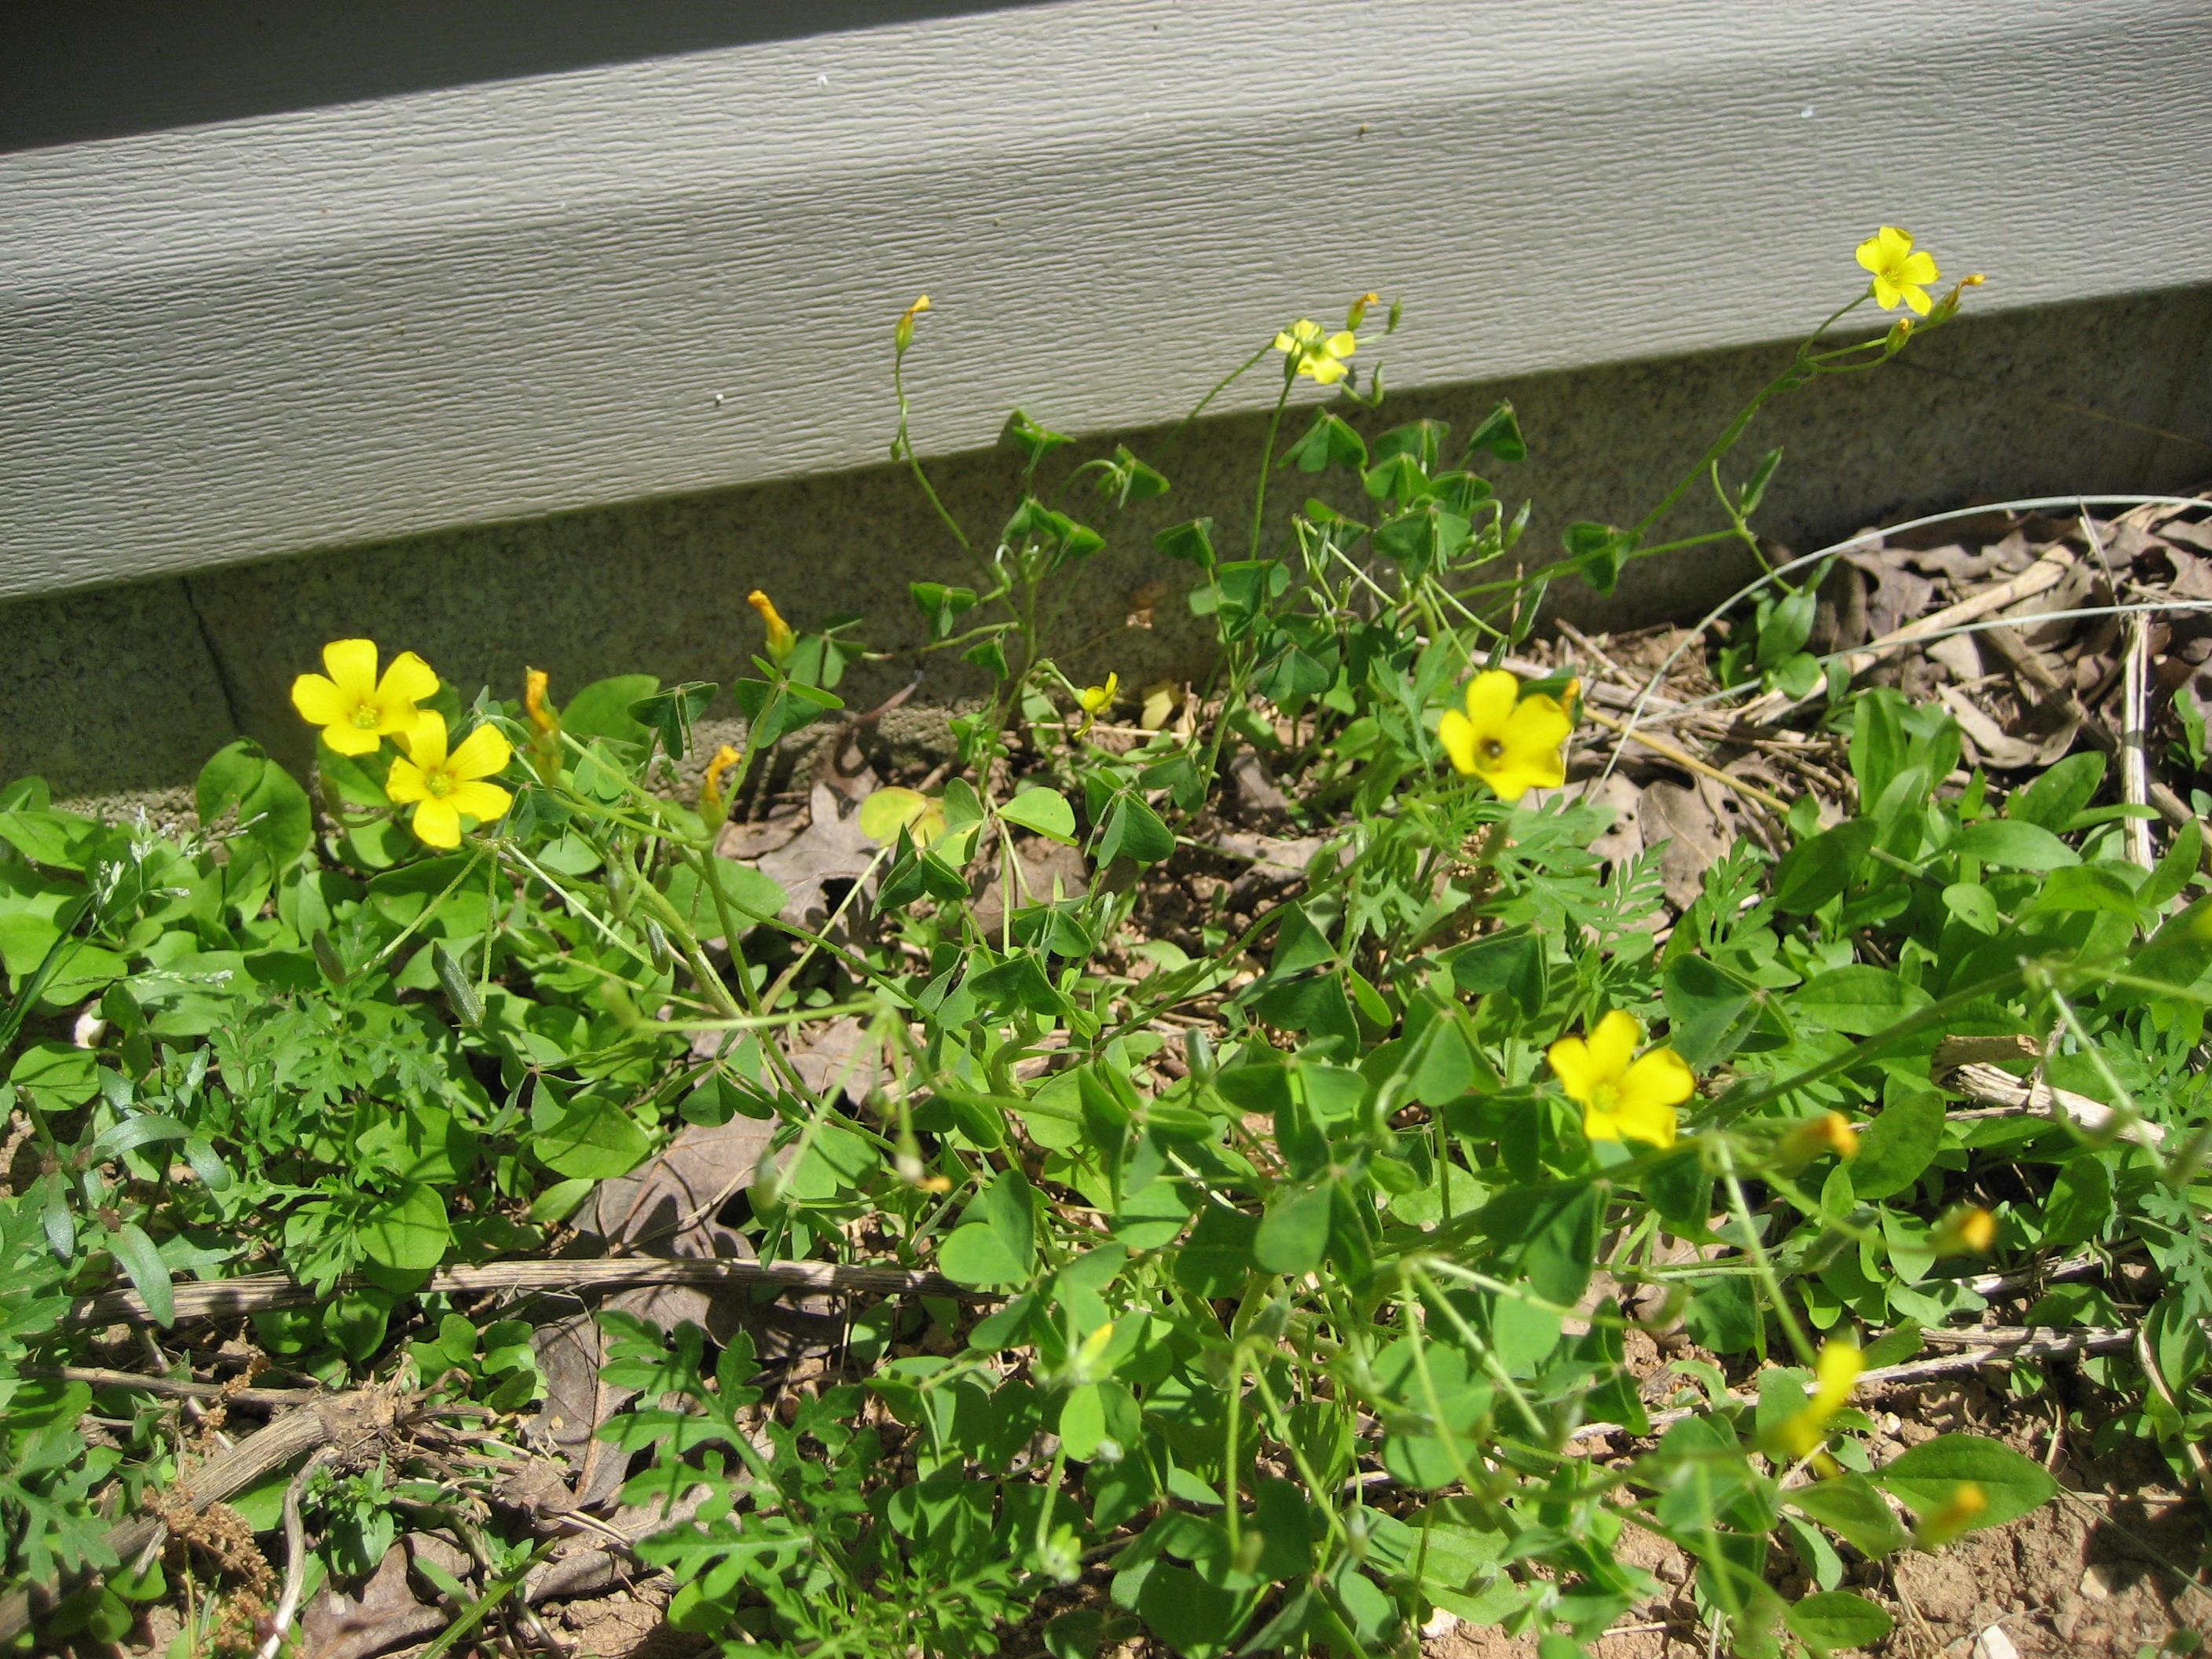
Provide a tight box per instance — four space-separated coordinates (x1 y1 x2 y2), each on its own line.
0 1390 392 1645
1937 1060 2166 1150
21 1365 321 1409
1566 1325 2134 1446
1577 702 1792 814
68 1256 984 1328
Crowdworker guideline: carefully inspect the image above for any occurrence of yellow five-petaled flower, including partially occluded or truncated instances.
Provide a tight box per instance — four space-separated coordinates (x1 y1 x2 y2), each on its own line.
1273 319 1357 386
290 639 439 756
1855 226 1940 317
385 710 515 848
1547 1010 1694 1148
1438 670 1573 801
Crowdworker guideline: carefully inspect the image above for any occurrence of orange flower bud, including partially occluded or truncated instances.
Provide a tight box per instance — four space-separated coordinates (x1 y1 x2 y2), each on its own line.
747 590 797 665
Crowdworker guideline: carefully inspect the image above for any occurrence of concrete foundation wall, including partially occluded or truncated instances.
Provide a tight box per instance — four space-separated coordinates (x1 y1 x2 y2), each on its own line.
7 283 2207 805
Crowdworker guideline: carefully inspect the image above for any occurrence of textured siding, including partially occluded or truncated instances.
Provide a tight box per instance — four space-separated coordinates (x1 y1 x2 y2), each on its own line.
4 0 2210 599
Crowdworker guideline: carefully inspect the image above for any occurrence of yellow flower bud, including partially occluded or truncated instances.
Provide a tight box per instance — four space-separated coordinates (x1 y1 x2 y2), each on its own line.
895 293 932 353
1769 1340 1864 1459
1913 1482 1989 1548
701 743 742 824
747 589 797 665
1776 1111 1859 1170
1346 291 1381 330
524 668 558 738
1931 1205 1997 1256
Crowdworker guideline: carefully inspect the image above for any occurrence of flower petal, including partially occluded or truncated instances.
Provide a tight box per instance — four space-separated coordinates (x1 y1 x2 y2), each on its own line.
1462 670 1519 731
406 710 452 771
1606 1093 1679 1148
1546 1034 1600 1104
1582 1101 1628 1143
1870 274 1903 309
1308 356 1348 384
1437 709 1478 775
1323 331 1355 357
320 639 380 700
1901 284 1933 317
1585 1009 1643 1081
446 723 515 782
290 672 352 728
409 798 463 848
1898 251 1938 286
1617 1045 1696 1115
375 650 440 709
383 758 430 804
446 780 513 825
319 723 385 757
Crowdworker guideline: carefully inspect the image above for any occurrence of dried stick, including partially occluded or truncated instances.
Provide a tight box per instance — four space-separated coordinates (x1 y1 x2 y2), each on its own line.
1566 1324 2134 1445
1577 702 1791 814
69 1255 981 1328
21 1365 320 1409
1938 1060 2167 1150
0 1390 389 1644
255 1446 339 1659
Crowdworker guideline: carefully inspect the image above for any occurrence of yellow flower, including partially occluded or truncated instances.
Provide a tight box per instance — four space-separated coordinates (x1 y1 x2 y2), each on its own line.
1437 670 1573 801
701 743 742 824
289 639 439 756
1078 672 1119 716
1930 1205 1997 1256
1855 225 1940 317
1273 318 1357 385
1547 1010 1694 1148
747 590 797 665
385 710 514 848
1772 1340 1865 1458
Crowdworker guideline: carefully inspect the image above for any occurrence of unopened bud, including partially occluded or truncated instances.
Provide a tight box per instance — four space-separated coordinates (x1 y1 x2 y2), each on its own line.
525 668 558 738
701 743 742 825
1930 1205 1997 1256
1346 291 1380 330
523 667 562 783
1776 1111 1859 1171
1913 1482 1988 1548
895 293 931 354
747 590 797 665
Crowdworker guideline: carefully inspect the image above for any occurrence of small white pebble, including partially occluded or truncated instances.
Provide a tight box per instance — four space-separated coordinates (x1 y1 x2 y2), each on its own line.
1973 1625 2020 1659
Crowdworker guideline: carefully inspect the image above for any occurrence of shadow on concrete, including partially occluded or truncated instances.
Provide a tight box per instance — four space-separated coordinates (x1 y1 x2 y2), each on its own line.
3 0 1056 153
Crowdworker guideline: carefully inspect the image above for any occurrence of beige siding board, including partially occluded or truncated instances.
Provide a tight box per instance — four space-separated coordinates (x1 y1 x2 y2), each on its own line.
4 0 2209 599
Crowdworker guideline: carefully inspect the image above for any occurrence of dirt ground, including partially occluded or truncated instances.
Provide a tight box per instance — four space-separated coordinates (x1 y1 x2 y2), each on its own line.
1423 1382 2208 1659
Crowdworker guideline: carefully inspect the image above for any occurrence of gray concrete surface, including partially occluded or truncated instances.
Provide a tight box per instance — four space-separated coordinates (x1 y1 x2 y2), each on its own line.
7 282 2208 807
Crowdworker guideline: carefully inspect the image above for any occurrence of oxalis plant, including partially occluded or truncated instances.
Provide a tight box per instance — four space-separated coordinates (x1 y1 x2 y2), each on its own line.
3 227 2208 1659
